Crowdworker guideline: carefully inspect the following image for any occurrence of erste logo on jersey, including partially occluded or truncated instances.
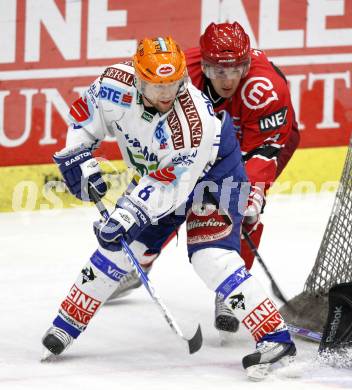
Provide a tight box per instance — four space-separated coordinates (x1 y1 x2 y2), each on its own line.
241 77 278 110
100 82 133 108
156 64 175 77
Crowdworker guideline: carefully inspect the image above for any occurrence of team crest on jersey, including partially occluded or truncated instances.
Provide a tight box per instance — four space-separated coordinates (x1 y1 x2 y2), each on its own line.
241 77 278 110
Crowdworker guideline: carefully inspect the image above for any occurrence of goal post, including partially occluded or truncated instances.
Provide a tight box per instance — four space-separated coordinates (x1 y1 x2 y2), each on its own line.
281 136 352 332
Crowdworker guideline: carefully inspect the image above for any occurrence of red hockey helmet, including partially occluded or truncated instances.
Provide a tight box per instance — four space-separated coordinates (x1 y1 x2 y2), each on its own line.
200 22 250 67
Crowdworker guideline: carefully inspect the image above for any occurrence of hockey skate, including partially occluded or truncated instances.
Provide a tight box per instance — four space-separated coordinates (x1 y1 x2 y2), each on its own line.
215 294 239 332
107 265 151 301
242 335 296 381
41 326 73 360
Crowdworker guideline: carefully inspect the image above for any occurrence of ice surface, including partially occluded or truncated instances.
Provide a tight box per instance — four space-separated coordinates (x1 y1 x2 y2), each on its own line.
1 192 352 389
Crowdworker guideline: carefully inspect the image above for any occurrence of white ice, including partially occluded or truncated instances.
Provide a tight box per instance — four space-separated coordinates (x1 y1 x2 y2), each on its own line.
1 192 352 390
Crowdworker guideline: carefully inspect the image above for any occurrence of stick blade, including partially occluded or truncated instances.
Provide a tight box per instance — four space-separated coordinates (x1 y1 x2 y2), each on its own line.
187 324 203 354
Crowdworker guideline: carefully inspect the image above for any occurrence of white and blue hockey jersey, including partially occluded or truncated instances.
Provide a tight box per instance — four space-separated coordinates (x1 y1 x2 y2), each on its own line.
66 62 245 222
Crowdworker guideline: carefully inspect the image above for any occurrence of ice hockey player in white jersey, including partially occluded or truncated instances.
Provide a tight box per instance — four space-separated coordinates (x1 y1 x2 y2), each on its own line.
42 36 296 380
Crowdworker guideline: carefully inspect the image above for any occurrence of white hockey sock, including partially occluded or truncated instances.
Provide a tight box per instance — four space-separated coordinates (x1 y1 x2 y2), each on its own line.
55 241 149 336
192 248 286 342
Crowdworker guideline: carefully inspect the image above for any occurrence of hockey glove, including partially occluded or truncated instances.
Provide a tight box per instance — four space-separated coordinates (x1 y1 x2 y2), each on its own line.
93 197 151 251
53 144 107 201
243 185 265 234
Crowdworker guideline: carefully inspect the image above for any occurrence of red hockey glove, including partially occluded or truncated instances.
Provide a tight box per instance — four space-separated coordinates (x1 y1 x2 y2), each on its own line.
243 185 265 233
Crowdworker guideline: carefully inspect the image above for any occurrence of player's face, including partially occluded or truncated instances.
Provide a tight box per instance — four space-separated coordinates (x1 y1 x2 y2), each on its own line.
141 79 183 113
210 76 241 98
203 63 244 98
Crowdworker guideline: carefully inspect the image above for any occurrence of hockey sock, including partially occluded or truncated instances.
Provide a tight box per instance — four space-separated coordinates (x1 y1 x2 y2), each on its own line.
53 249 129 338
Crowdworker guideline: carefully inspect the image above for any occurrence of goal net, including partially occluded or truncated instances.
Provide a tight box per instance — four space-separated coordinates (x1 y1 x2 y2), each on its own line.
281 137 352 332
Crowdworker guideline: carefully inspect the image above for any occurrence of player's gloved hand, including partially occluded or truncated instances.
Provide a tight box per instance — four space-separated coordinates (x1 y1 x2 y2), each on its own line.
53 144 107 201
243 185 265 234
93 197 151 251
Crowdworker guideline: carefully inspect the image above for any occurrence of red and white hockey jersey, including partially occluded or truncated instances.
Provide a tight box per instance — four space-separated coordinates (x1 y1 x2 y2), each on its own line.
186 47 298 189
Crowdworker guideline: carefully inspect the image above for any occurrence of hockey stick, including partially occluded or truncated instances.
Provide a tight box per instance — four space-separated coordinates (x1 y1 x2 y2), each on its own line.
88 185 203 354
286 324 322 343
242 229 291 307
241 231 324 343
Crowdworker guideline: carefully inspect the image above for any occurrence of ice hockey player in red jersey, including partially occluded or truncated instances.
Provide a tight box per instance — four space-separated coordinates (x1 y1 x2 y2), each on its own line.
186 21 300 271
184 21 300 334
41 35 296 380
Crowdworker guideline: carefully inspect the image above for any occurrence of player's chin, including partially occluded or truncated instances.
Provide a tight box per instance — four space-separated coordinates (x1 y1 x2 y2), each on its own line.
220 88 236 98
156 100 174 113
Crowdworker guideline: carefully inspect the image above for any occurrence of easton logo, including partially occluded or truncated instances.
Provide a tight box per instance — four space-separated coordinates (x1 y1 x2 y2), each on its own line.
259 107 288 132
149 166 176 184
64 152 90 166
156 64 175 77
178 91 203 147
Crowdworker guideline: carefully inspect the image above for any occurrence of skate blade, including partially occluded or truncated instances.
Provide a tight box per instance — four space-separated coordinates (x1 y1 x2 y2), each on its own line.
107 290 133 302
280 354 296 366
40 347 56 362
246 355 297 381
246 363 270 381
